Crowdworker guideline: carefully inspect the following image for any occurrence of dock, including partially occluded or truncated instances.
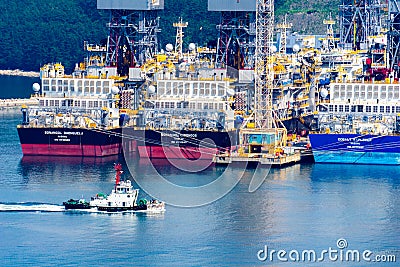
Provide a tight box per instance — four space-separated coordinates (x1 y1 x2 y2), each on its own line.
0 69 39 77
0 98 38 108
212 151 301 167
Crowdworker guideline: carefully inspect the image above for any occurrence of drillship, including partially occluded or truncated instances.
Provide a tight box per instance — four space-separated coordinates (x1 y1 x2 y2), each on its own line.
309 29 400 164
17 63 123 157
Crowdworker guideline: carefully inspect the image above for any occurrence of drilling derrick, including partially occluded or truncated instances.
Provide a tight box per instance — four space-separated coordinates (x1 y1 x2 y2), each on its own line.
388 0 400 69
97 0 163 76
339 0 386 50
208 1 256 70
254 0 274 129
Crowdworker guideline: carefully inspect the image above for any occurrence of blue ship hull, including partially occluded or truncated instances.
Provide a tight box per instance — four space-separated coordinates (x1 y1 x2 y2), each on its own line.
309 133 400 165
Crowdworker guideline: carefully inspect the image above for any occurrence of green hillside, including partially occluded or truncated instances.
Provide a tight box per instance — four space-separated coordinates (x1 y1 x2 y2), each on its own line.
0 0 107 71
0 0 338 72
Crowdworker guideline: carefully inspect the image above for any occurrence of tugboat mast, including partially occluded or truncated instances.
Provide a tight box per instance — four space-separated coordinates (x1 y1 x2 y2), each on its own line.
114 163 123 191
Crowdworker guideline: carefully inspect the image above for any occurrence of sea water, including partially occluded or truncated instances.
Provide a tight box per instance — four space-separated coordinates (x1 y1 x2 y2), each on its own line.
0 76 39 99
0 77 399 266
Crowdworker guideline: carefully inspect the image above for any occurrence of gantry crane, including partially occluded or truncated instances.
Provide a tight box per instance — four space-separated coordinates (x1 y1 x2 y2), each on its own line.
253 0 275 129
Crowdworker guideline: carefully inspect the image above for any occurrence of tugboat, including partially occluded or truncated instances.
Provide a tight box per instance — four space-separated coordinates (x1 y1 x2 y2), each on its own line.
63 163 165 212
90 163 139 212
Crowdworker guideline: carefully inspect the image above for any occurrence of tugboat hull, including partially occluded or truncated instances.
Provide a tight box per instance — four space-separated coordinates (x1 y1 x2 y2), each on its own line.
96 205 148 212
63 199 91 210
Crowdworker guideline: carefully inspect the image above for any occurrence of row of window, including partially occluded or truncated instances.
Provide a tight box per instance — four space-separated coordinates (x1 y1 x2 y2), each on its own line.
328 104 400 113
39 99 109 108
157 81 228 97
42 79 112 95
154 101 225 110
331 84 400 100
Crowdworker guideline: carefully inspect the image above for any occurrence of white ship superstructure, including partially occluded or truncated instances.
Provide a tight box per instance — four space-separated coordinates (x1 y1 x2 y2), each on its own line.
28 63 121 129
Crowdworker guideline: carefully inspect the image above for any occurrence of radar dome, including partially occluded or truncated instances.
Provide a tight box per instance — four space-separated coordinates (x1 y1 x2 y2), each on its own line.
293 44 300 53
111 86 119 95
189 43 196 51
320 88 329 98
32 83 40 92
147 85 156 94
166 43 174 52
226 89 235 96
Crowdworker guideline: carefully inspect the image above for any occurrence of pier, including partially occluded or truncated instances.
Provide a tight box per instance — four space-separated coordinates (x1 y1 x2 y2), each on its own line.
212 151 301 167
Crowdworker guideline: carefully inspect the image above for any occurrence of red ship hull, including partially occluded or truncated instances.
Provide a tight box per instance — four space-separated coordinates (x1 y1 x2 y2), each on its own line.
138 146 223 159
20 143 121 157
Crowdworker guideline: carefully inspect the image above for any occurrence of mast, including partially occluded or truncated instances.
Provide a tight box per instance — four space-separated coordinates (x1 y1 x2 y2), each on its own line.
173 18 188 60
114 163 123 191
276 14 292 54
323 13 337 52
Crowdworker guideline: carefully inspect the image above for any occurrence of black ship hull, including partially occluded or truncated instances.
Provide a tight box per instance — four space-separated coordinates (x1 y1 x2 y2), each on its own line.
125 128 238 159
281 114 316 135
18 126 238 159
17 127 122 157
